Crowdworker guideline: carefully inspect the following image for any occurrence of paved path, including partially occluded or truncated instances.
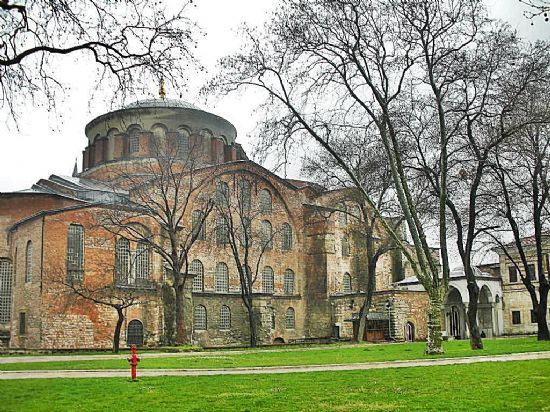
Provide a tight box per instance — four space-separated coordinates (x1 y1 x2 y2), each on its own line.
0 344 367 364
0 351 548 380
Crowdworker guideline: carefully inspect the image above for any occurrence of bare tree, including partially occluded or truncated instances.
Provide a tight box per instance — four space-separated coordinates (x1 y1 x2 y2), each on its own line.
519 0 550 21
0 0 197 121
302 127 403 342
97 137 213 345
488 82 550 340
207 0 491 354
212 173 279 347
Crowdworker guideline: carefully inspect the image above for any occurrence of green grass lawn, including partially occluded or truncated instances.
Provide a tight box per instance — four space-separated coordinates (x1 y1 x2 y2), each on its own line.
1 337 549 371
1 360 549 411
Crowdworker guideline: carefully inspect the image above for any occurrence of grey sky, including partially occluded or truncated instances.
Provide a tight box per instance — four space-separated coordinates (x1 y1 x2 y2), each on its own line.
0 0 548 192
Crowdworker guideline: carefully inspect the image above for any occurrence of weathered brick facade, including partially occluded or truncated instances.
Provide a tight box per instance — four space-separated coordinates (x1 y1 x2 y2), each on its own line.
0 98 437 349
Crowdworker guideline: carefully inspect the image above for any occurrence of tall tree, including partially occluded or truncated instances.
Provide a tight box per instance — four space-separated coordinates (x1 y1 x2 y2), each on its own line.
98 137 213 345
302 127 404 342
0 0 197 120
489 74 550 340
212 173 279 347
208 0 488 354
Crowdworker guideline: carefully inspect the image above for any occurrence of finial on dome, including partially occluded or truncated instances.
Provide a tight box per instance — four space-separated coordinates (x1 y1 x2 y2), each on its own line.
159 78 166 100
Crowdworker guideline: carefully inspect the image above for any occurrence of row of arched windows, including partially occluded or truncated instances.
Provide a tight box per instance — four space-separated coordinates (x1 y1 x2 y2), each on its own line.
193 305 295 331
191 259 296 295
192 212 294 251
336 203 363 226
215 182 276 214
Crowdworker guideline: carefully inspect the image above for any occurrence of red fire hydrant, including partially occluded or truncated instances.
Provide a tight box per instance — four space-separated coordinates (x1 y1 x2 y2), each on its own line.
127 344 140 381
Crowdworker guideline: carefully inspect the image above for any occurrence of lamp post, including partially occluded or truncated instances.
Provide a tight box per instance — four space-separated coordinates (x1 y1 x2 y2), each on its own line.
385 299 392 340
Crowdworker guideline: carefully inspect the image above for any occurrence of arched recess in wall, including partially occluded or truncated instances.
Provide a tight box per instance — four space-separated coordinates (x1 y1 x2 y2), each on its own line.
106 128 119 161
151 123 168 154
201 129 213 158
127 319 144 346
176 126 191 159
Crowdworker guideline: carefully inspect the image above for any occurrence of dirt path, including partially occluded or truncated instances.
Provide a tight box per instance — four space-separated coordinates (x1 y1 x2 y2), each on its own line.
0 351 548 380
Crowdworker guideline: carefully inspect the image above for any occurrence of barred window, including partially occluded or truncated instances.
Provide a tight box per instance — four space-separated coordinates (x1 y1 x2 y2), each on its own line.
192 210 206 241
0 260 13 324
240 216 252 247
241 265 252 293
115 237 130 284
177 127 190 158
261 220 272 250
25 240 32 283
260 189 272 212
216 181 230 207
342 236 351 257
215 262 229 293
338 203 347 226
284 269 295 295
135 241 149 280
67 224 84 281
343 272 352 293
194 305 207 330
128 127 140 154
285 307 295 329
191 259 204 292
239 179 251 211
19 312 26 335
281 223 292 250
262 266 274 294
216 216 229 245
219 305 231 330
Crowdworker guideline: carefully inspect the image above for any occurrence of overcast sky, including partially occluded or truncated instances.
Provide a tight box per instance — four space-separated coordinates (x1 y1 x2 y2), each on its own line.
0 0 548 193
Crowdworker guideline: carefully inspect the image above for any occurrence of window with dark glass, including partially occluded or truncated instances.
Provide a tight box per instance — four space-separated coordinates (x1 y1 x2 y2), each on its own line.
512 310 521 325
508 266 518 283
192 210 206 241
527 264 536 281
67 224 84 281
25 240 32 283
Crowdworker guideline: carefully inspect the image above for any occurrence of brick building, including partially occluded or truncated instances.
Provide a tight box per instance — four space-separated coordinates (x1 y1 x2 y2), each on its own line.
0 98 433 349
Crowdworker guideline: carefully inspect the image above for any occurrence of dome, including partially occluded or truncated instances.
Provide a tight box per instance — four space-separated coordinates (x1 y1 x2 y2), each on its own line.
123 98 200 111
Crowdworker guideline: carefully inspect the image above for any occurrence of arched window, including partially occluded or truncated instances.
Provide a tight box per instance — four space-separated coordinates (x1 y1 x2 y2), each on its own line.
127 319 144 346
284 269 295 295
281 223 293 250
216 215 229 245
241 265 252 293
215 262 229 293
343 272 352 293
264 306 276 329
67 224 84 281
285 307 295 329
192 210 206 241
25 240 32 283
115 237 130 284
219 305 231 330
262 266 274 294
194 305 207 330
342 236 351 257
239 179 251 211
259 189 272 212
191 259 204 292
135 240 149 281
128 127 141 154
261 220 272 250
338 202 347 226
0 259 13 324
240 216 252 247
216 181 230 207
177 127 190 158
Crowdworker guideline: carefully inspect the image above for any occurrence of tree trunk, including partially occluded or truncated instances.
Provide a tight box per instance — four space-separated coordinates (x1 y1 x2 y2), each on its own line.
113 306 124 354
247 304 257 348
356 260 377 343
466 279 483 350
174 284 187 345
537 282 550 340
425 289 445 355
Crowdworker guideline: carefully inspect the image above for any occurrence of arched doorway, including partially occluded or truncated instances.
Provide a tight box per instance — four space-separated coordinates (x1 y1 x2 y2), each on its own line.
445 287 465 340
127 319 144 346
273 337 285 344
478 285 494 338
405 322 415 342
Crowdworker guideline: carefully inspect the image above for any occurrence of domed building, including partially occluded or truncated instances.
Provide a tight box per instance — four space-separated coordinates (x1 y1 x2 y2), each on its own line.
0 98 434 349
